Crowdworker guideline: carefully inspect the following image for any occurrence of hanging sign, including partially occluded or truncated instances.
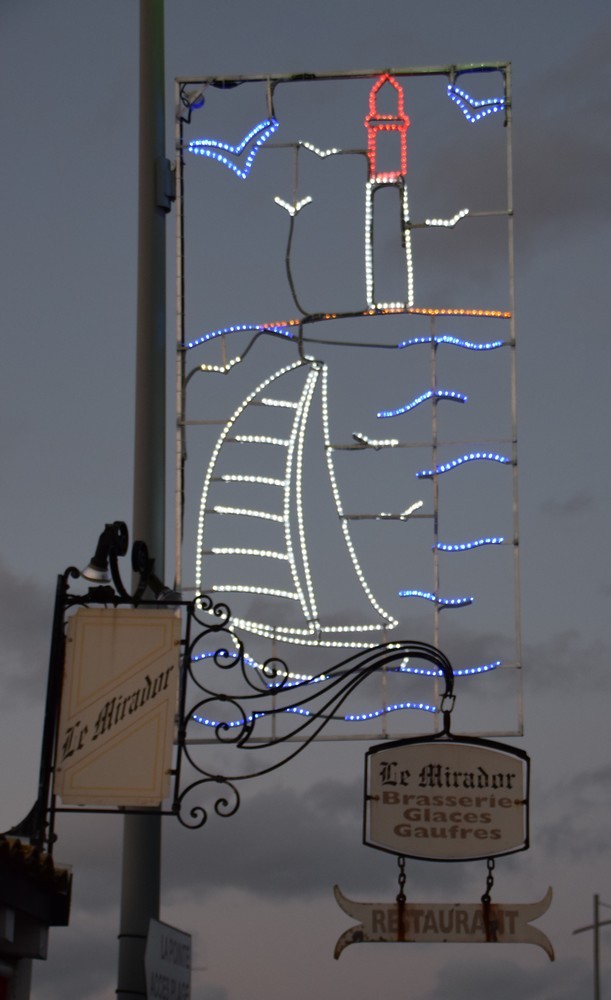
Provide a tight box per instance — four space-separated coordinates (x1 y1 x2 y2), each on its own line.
365 736 529 861
333 886 554 959
54 607 181 807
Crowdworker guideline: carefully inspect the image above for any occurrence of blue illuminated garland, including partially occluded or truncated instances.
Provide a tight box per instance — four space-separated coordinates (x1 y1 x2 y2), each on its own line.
398 334 505 350
377 388 467 419
187 117 280 178
185 322 294 351
398 589 473 607
435 537 504 551
447 83 505 123
416 452 511 478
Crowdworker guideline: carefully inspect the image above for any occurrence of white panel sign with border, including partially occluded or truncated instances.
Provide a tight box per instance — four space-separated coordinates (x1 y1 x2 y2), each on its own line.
365 736 530 861
54 607 181 806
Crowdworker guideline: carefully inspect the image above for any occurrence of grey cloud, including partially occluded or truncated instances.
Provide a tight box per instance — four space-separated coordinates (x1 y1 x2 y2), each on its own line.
522 630 610 693
539 491 597 518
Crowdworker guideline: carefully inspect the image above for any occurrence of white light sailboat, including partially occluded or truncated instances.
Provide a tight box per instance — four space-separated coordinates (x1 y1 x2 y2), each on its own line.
195 357 398 648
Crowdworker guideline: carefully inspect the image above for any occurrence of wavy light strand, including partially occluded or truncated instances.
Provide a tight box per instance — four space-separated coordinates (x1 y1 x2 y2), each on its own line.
399 334 505 350
416 452 511 478
435 537 504 551
377 388 467 419
398 589 473 607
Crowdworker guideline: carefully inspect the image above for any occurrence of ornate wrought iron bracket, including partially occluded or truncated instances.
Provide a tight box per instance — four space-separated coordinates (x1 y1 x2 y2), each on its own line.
6 521 457 851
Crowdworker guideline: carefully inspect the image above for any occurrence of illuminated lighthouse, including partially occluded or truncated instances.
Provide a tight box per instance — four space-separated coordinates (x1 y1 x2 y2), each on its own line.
364 73 414 309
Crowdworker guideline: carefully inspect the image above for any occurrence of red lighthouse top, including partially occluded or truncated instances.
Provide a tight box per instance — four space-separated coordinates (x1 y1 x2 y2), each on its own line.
365 73 410 182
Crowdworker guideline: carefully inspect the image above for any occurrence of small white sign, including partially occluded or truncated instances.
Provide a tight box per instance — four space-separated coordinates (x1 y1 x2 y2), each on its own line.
366 737 529 860
54 607 181 806
145 919 191 1000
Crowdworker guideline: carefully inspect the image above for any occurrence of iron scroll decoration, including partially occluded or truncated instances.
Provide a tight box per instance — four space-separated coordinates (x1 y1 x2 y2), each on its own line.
172 595 455 830
10 520 458 849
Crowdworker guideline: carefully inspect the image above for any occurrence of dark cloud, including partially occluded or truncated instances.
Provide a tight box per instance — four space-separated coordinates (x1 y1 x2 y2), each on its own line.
32 914 116 1000
163 775 472 903
0 561 53 699
537 763 611 859
422 954 590 1000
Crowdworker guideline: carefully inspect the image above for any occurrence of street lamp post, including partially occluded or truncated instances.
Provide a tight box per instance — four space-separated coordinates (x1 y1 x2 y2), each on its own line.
117 0 172 996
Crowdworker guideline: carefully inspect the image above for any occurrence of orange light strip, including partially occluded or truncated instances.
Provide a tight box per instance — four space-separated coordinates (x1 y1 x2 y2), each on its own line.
407 307 512 319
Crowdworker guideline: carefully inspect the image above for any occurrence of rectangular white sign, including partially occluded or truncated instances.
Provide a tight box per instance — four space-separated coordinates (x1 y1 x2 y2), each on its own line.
54 607 181 806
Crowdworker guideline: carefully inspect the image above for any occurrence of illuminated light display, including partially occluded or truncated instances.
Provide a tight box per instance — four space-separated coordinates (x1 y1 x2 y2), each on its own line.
435 537 504 551
186 323 295 351
233 434 290 446
453 661 501 676
398 589 474 607
212 505 285 522
398 659 501 677
416 451 511 478
211 584 300 600
300 141 341 158
425 208 469 228
274 195 313 217
199 357 242 374
398 334 505 350
400 501 424 519
186 311 508 354
447 83 506 123
364 74 414 309
182 66 520 725
351 433 399 448
407 307 511 318
260 397 299 409
187 117 279 178
210 547 289 560
377 388 467 419
192 698 438 729
218 474 286 486
365 73 410 180
196 359 398 648
191 648 500 684
365 180 414 309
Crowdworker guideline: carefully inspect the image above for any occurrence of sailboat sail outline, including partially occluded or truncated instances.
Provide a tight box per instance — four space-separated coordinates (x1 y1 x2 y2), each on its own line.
195 358 398 647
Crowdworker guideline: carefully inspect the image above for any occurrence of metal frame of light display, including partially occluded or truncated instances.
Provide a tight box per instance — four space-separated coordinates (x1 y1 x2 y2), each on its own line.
174 63 521 739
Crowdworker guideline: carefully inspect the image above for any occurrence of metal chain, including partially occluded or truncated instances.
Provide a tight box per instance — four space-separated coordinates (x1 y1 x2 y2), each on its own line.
481 857 495 904
397 855 407 904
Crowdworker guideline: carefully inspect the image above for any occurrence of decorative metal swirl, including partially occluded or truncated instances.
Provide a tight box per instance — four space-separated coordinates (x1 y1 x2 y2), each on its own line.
172 599 455 828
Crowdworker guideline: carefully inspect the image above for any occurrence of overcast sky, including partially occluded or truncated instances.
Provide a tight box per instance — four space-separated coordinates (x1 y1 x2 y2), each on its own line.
1 2 611 999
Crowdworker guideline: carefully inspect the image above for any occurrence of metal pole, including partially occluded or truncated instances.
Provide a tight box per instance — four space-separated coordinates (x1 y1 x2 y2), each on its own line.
116 1 167 996
594 894 600 1000
573 894 611 1000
